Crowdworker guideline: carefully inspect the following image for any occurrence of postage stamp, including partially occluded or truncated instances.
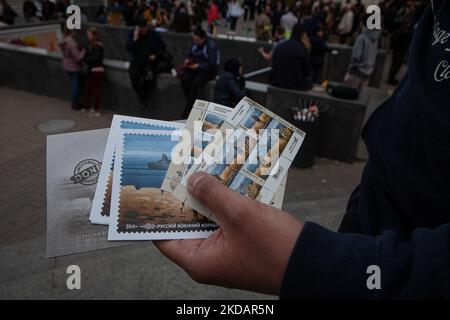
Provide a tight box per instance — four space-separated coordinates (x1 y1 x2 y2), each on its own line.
172 97 304 223
108 129 218 240
90 115 184 225
161 100 233 193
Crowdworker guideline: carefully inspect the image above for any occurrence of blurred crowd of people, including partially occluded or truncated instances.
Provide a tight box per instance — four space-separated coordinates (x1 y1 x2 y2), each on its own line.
2 0 430 115
0 0 74 25
73 0 427 44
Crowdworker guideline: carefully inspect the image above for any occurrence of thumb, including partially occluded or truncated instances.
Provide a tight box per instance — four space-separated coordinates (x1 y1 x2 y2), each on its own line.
187 172 251 226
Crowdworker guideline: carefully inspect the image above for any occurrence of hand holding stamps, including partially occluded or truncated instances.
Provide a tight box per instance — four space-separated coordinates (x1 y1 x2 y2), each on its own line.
47 97 304 256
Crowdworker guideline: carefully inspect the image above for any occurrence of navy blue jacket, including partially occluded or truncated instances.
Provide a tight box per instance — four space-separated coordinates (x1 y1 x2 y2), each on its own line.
186 38 220 73
281 2 450 299
213 71 245 107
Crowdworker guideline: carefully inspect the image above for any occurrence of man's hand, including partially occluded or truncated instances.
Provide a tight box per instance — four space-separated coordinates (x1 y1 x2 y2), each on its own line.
188 63 199 70
154 172 303 295
133 27 140 41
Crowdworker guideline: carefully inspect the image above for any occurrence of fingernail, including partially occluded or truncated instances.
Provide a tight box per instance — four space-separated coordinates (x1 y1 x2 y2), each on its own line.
187 173 205 191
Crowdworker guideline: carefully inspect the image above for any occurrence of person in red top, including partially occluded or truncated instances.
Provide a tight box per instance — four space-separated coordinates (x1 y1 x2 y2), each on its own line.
207 0 220 34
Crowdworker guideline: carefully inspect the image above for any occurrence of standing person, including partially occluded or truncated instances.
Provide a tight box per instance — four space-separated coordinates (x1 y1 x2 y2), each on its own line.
84 27 105 117
256 0 265 14
193 0 205 27
227 0 243 33
243 0 256 21
255 4 272 41
310 26 327 84
243 0 250 21
0 0 17 25
271 1 285 37
280 6 298 37
344 16 381 92
170 0 191 33
186 0 195 25
207 0 220 34
180 29 219 118
337 6 354 44
352 0 366 35
257 25 286 61
59 28 86 110
123 0 137 26
213 58 245 107
270 23 312 91
126 16 167 108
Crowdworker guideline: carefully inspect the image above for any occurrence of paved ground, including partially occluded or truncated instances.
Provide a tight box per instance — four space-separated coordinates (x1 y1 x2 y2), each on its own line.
0 86 365 299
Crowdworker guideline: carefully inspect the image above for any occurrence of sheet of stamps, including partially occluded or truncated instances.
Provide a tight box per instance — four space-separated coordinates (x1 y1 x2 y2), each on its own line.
46 129 130 257
107 129 218 240
162 99 287 210
90 115 183 225
172 97 304 223
162 100 233 193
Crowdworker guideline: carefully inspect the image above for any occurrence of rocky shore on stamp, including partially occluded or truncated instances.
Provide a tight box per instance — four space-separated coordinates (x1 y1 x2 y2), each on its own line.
118 186 210 230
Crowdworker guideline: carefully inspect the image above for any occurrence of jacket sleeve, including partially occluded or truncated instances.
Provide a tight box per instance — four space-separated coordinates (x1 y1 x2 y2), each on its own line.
198 44 219 71
351 36 364 64
226 77 245 100
153 32 166 54
185 44 193 60
280 222 450 299
302 48 312 78
126 31 138 53
84 45 104 67
69 41 85 62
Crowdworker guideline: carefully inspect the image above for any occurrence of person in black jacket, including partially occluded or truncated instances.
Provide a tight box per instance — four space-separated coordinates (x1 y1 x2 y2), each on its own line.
213 58 245 108
270 23 313 91
155 1 450 299
170 0 191 33
126 16 167 108
180 28 219 118
122 0 138 26
0 0 17 25
84 27 105 117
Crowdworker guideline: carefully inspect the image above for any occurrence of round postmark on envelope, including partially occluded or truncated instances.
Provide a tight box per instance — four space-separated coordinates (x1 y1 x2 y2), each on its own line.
71 159 102 185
